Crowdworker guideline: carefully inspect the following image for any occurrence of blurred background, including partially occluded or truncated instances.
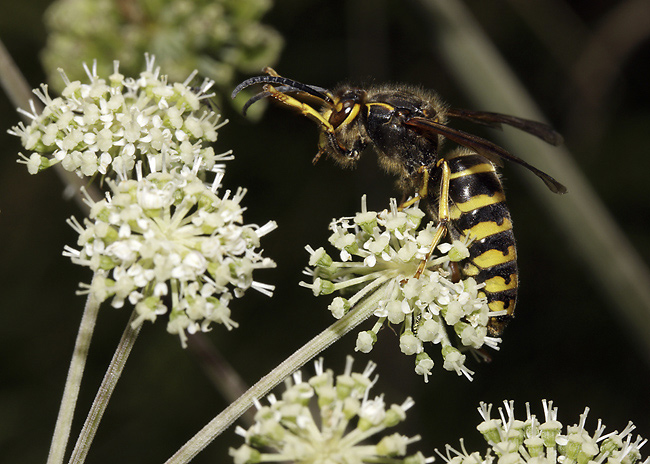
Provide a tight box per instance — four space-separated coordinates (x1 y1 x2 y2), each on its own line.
1 0 649 462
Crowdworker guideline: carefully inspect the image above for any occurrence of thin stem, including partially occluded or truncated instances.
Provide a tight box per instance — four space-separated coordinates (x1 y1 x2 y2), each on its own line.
164 287 386 464
67 309 142 464
0 38 36 112
46 283 102 464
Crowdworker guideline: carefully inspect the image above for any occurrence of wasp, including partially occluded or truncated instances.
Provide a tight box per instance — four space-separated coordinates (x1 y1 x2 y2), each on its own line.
232 67 566 336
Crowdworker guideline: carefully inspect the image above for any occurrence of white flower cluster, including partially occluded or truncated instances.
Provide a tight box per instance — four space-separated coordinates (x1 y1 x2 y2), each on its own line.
437 400 648 464
302 196 500 382
64 169 276 346
229 357 431 464
11 56 277 345
11 55 232 179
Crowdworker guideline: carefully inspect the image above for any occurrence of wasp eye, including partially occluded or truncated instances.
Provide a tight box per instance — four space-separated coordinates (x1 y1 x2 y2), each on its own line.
329 99 357 128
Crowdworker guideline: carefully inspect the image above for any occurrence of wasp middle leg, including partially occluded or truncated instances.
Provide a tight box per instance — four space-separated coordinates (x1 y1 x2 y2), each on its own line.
414 159 451 279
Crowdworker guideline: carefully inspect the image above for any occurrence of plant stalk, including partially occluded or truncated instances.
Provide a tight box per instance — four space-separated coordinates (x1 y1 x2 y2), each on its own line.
165 287 384 464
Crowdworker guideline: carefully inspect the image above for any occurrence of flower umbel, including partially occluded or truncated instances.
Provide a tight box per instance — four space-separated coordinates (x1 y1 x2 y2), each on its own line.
437 400 648 464
64 168 276 346
11 55 231 179
229 356 431 464
302 196 500 382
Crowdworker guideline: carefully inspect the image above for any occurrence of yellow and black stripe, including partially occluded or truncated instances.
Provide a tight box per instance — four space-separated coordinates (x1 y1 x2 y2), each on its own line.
445 148 518 336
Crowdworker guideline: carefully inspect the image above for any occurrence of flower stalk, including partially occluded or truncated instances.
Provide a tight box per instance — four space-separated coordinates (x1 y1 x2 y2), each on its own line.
46 282 102 464
67 307 142 464
164 285 386 464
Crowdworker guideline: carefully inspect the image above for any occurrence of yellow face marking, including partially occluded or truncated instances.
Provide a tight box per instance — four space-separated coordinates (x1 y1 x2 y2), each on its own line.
342 104 361 126
472 246 516 268
483 274 518 292
450 193 507 217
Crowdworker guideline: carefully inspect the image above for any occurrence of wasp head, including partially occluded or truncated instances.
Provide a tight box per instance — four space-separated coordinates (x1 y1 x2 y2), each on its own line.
232 71 371 167
317 88 370 167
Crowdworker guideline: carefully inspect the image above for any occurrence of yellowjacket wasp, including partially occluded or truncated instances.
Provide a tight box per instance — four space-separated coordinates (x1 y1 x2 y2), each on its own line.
232 67 566 336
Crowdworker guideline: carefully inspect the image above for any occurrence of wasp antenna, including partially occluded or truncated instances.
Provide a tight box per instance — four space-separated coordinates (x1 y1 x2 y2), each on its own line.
241 86 299 115
232 75 334 104
241 91 271 116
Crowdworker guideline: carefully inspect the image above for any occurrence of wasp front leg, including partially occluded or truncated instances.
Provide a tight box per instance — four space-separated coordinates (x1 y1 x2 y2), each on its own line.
414 159 451 279
261 84 348 165
398 166 430 210
263 84 334 133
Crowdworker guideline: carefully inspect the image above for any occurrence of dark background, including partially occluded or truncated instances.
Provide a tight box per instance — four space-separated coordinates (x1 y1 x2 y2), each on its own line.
1 0 649 463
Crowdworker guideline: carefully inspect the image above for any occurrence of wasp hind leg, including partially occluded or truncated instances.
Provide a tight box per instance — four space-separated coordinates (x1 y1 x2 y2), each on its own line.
414 159 451 279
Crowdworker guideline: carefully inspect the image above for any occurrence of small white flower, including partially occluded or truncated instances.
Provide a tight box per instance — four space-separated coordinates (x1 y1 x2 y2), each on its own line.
229 357 432 464
11 55 233 179
414 353 434 383
65 170 276 346
359 395 387 426
439 240 471 262
301 195 497 381
355 331 376 353
400 331 423 356
328 297 350 319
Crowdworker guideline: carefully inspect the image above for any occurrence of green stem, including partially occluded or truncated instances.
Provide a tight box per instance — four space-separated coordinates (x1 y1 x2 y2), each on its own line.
67 309 142 464
164 287 385 464
0 39 37 112
46 284 102 464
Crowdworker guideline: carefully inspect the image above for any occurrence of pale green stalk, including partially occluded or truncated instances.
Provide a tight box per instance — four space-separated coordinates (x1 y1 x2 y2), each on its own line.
46 282 101 464
0 39 35 112
67 309 142 464
164 287 385 464
415 0 650 361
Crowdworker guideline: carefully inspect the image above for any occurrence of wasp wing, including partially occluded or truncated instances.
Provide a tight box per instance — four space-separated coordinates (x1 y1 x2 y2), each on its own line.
446 108 563 146
404 116 567 194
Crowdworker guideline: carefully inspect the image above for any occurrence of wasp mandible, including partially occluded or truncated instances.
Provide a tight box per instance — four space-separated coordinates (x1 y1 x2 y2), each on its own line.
232 67 567 336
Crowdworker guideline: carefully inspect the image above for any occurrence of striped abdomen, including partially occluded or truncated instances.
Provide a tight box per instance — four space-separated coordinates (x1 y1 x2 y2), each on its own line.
445 149 517 336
